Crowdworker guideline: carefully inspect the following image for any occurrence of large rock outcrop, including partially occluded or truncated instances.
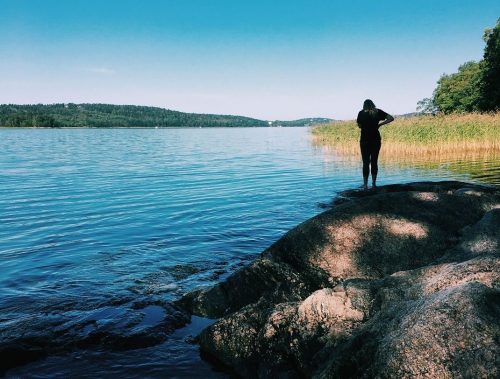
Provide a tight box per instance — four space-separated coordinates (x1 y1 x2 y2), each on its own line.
179 181 500 378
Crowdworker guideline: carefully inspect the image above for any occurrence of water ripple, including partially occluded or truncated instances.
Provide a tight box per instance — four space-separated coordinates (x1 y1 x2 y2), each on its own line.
0 127 498 377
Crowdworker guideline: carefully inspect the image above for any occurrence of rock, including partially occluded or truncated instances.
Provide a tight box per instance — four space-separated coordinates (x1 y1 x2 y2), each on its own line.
0 301 191 374
178 257 312 318
317 258 500 378
181 181 500 378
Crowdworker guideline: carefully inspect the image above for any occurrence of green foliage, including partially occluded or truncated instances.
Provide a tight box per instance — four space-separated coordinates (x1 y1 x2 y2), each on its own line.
0 103 269 128
416 97 438 114
479 18 500 111
0 108 61 128
432 61 483 114
418 18 500 114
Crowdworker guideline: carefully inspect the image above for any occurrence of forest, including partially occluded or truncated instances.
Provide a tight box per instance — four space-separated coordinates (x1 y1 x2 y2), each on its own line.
0 103 271 128
0 103 333 128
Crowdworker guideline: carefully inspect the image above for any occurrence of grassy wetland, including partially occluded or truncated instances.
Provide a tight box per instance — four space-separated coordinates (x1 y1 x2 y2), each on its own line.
312 112 500 184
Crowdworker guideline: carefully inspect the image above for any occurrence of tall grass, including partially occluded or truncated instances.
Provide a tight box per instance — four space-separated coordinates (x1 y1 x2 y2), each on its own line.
312 113 500 156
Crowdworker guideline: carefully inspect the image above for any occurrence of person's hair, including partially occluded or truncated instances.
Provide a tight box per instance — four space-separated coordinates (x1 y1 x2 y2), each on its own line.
363 99 377 116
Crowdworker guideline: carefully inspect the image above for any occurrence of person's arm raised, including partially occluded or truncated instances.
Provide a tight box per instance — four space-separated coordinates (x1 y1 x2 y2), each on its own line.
378 114 394 127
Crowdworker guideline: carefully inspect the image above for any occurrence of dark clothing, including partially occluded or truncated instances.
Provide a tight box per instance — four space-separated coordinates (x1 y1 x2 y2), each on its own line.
357 108 387 180
360 140 381 179
356 109 388 143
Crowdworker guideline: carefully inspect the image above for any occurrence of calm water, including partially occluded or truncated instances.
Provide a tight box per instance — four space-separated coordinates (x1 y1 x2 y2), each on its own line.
1 127 498 378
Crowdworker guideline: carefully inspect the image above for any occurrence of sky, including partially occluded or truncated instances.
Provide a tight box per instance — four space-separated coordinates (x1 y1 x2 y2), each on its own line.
0 1 499 120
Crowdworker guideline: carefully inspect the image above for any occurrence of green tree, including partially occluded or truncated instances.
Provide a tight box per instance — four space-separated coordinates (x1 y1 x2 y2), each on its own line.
432 61 483 114
32 114 59 127
479 18 500 111
416 97 438 114
0 103 269 128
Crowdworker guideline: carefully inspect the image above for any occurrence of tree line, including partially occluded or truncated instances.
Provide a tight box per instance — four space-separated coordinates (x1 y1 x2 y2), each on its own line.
0 103 333 128
418 18 500 114
0 103 269 128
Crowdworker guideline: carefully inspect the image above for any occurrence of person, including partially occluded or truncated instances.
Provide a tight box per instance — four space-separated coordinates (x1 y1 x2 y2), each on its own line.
356 99 394 190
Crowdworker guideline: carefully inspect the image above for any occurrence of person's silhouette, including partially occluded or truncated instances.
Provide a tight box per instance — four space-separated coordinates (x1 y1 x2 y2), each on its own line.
356 99 394 190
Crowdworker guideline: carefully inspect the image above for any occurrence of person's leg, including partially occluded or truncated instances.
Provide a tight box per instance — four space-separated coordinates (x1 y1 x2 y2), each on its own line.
370 141 381 187
360 141 370 189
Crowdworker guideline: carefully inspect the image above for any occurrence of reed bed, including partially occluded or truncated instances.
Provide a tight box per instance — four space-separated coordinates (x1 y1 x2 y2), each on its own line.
312 112 500 157
314 141 500 163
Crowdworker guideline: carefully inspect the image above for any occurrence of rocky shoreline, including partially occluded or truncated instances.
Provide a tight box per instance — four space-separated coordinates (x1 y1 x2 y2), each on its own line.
179 181 500 378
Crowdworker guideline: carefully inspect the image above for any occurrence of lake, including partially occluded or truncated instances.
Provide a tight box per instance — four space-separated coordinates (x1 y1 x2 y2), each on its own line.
1 127 498 378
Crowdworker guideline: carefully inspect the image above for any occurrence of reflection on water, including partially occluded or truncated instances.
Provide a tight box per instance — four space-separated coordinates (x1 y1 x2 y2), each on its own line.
312 139 500 185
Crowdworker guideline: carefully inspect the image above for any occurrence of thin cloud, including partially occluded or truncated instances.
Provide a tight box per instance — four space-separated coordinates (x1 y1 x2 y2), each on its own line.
86 67 116 75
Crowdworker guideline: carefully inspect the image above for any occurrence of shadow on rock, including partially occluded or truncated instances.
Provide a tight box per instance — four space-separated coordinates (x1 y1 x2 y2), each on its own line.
179 181 500 378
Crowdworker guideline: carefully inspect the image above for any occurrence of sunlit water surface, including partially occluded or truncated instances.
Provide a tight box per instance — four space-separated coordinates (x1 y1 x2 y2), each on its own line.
1 127 498 378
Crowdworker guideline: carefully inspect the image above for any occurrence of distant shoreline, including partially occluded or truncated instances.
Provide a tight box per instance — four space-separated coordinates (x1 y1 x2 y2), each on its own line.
0 103 333 129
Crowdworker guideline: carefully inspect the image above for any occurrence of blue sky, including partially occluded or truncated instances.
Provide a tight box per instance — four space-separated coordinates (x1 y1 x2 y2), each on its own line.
0 1 499 120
